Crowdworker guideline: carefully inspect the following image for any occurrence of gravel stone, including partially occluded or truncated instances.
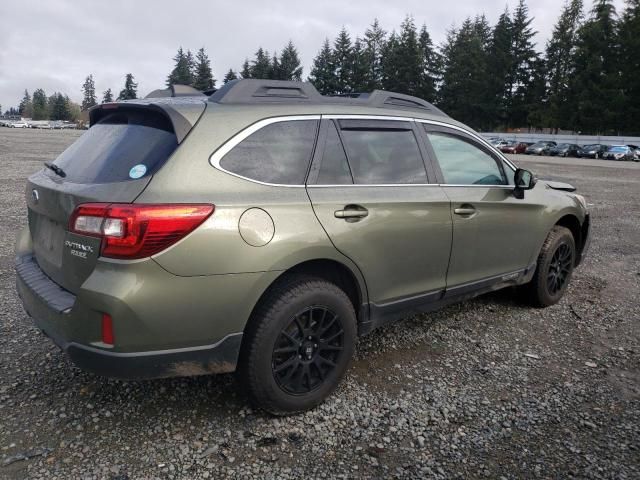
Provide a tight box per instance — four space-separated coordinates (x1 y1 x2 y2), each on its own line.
0 130 638 479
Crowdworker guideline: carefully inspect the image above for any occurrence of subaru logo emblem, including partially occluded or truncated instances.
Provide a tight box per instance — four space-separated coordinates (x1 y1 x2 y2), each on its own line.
32 189 39 204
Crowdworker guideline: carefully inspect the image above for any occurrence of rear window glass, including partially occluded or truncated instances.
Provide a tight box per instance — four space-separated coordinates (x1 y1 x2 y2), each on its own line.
219 120 318 185
340 128 427 184
50 111 178 184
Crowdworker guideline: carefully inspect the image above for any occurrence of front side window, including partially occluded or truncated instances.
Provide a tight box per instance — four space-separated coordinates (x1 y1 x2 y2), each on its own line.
219 119 318 185
426 131 507 185
339 126 427 184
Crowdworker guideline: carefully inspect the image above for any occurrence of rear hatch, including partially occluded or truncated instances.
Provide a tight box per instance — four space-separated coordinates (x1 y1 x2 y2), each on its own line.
26 102 203 294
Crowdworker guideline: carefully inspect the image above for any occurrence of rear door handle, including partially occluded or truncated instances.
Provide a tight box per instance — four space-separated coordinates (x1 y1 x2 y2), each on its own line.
334 206 368 219
453 206 477 216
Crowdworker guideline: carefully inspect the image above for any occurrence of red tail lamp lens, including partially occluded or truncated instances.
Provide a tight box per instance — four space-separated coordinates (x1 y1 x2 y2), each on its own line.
69 203 214 259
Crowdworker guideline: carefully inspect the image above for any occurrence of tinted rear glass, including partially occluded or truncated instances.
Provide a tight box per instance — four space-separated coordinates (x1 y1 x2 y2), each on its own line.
220 120 318 185
50 111 178 184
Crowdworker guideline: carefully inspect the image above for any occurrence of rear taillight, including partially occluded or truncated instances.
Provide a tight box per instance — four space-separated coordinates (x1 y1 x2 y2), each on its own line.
69 203 214 259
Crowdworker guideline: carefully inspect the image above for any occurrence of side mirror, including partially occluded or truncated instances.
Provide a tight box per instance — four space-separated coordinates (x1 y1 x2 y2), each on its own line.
513 168 536 199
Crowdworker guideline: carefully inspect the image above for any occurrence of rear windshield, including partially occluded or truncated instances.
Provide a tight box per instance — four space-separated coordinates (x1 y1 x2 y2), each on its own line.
50 110 178 184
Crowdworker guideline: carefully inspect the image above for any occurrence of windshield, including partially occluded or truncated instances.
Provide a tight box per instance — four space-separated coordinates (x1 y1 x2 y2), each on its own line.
609 146 627 153
50 110 178 184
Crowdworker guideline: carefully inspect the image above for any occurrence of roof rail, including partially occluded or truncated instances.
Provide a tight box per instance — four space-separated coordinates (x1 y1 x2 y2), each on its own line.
208 79 447 116
145 84 207 99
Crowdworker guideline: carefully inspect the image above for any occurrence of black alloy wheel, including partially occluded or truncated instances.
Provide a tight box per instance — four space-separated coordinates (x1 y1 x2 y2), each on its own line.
547 243 572 295
272 306 344 395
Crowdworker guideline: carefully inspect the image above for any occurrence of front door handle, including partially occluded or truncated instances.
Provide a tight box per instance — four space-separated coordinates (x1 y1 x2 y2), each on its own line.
334 205 369 220
453 206 477 216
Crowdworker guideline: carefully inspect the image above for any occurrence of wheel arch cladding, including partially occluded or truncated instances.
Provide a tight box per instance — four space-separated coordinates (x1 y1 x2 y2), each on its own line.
555 214 583 257
242 258 365 337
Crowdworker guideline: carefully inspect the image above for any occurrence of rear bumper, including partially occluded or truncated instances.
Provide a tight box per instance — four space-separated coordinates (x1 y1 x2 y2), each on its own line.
14 251 268 379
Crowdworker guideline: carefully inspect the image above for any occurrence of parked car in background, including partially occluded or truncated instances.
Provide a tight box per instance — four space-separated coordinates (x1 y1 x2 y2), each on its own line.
577 144 608 159
603 145 635 161
14 79 590 414
525 141 556 155
500 142 528 154
627 145 640 161
10 122 29 128
549 143 580 157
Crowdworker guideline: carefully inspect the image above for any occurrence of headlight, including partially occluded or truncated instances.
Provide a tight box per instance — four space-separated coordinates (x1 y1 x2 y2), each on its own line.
573 194 587 211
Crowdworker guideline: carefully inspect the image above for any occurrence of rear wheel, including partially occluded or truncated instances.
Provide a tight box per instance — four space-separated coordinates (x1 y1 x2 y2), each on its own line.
238 274 356 415
520 226 576 307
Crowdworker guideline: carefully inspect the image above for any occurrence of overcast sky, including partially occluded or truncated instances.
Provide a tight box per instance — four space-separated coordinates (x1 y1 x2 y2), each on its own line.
0 0 626 110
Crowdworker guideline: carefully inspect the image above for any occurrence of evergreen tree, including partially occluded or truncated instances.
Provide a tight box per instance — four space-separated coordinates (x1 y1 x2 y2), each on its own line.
271 53 280 80
570 0 622 133
118 73 138 100
350 38 369 92
49 93 72 121
192 47 216 91
223 69 238 84
81 74 97 111
240 59 252 78
487 8 514 128
102 88 114 103
308 38 335 94
509 0 541 128
363 19 387 90
32 89 48 120
618 0 640 134
438 19 493 130
167 47 194 86
332 27 354 93
276 41 303 80
393 16 423 96
417 24 440 103
19 90 33 118
545 0 583 132
380 31 401 91
251 48 273 79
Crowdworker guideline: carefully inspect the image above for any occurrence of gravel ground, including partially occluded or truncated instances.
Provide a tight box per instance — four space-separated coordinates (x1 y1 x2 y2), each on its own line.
1 128 639 479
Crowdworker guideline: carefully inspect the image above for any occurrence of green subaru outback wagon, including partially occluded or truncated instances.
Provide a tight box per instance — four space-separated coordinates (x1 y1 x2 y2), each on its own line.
16 79 590 414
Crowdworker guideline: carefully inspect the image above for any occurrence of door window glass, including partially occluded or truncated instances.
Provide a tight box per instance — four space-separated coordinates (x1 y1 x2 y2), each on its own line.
340 127 427 184
426 131 506 185
316 122 353 184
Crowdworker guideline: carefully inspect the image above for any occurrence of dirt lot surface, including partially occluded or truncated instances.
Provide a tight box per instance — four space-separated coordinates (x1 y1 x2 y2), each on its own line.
0 129 638 479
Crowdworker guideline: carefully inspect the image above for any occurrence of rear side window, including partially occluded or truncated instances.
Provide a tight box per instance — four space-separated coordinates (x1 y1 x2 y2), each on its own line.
52 111 178 184
316 122 353 185
340 126 427 184
220 120 318 185
426 131 507 185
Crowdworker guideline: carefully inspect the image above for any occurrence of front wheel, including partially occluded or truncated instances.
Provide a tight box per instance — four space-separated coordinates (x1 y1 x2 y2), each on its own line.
238 274 356 415
520 226 576 307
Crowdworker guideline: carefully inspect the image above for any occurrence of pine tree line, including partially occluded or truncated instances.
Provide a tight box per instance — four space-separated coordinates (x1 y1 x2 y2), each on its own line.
16 89 81 121
6 0 639 134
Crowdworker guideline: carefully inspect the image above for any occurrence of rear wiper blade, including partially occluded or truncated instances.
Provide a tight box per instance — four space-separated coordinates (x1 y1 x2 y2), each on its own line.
44 162 66 178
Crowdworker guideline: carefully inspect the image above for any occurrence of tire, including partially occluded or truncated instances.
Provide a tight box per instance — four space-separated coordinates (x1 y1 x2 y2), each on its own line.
520 226 576 307
238 274 357 415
